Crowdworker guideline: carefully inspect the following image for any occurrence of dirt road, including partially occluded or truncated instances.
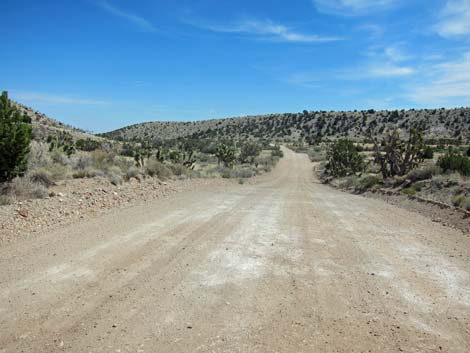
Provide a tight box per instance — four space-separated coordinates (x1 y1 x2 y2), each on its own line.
1 149 470 352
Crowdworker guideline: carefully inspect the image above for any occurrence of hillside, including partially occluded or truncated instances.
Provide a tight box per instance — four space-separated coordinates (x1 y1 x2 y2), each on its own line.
13 102 103 143
101 108 470 143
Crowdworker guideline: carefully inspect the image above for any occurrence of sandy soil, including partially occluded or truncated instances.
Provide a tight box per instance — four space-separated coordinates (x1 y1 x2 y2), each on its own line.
1 148 469 352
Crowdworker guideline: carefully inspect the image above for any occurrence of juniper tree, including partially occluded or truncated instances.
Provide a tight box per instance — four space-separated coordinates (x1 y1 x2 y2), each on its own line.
0 91 32 182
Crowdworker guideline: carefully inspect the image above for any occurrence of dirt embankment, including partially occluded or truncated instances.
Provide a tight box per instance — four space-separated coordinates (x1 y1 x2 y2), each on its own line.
0 176 232 247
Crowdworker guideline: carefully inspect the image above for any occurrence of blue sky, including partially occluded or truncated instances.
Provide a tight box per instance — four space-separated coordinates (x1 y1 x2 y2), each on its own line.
1 0 470 132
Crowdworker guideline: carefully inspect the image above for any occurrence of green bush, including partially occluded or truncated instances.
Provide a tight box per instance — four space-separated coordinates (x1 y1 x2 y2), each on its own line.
271 145 284 158
326 139 365 177
75 138 102 152
423 146 434 159
239 142 261 164
452 194 466 207
437 148 470 176
358 175 383 191
402 187 417 196
215 144 236 167
47 131 75 157
0 91 32 182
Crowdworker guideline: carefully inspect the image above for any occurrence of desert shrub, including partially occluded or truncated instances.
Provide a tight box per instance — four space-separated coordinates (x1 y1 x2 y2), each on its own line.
239 142 261 164
437 149 470 176
407 166 439 182
28 168 55 187
75 138 102 152
271 145 284 158
91 150 114 170
0 195 11 205
423 146 434 159
254 155 279 172
169 163 190 177
47 130 76 156
0 91 32 182
197 153 216 163
413 181 426 192
308 149 326 162
106 165 122 176
7 176 48 200
358 175 383 191
126 166 140 180
73 153 93 170
325 139 365 177
231 167 256 179
336 176 360 189
215 144 236 167
464 199 470 211
402 187 417 196
50 149 71 166
452 194 466 207
73 168 102 179
109 174 122 186
72 170 87 179
218 166 232 179
27 141 52 170
44 163 71 181
113 157 134 173
145 159 172 179
90 168 105 178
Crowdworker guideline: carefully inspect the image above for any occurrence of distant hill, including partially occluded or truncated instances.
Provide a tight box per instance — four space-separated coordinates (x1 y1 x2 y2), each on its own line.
101 108 470 143
13 102 103 143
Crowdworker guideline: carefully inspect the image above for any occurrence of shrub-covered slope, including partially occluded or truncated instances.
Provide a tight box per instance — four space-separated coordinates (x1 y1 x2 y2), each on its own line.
101 108 470 143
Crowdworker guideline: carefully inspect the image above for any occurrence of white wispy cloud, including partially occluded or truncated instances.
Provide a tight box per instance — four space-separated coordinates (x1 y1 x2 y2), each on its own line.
282 62 414 89
383 45 414 62
96 1 157 32
11 91 110 106
364 44 414 62
186 18 341 43
366 64 415 77
435 0 470 38
313 0 399 16
408 53 470 104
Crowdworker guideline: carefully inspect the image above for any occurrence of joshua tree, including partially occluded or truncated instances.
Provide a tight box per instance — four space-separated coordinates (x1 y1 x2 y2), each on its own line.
370 127 425 178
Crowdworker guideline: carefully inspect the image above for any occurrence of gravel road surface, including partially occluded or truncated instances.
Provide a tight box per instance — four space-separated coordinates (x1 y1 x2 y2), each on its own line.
1 148 469 352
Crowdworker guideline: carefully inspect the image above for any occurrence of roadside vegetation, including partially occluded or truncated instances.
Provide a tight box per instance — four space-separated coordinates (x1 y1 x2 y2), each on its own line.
0 91 283 205
305 125 470 212
3 89 469 211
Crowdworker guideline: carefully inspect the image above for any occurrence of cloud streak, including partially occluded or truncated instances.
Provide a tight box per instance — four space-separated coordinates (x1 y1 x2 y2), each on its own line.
408 53 470 104
97 1 157 32
313 0 399 16
11 91 110 106
435 0 470 38
186 18 341 43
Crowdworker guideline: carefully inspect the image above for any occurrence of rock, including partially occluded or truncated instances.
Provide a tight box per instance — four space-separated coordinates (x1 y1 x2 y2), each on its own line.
57 192 64 197
17 209 29 218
